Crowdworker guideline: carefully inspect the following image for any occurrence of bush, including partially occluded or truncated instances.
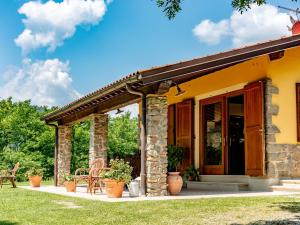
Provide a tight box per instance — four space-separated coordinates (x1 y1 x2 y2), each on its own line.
25 168 44 178
62 173 76 182
167 145 185 172
0 148 43 181
100 159 133 184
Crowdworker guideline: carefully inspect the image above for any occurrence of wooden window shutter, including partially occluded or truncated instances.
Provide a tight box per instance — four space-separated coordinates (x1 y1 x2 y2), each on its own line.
176 99 194 171
167 104 176 145
296 84 300 142
244 81 265 176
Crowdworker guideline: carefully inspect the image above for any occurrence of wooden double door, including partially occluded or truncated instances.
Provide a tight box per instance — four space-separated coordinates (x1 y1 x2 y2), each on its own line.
199 81 265 176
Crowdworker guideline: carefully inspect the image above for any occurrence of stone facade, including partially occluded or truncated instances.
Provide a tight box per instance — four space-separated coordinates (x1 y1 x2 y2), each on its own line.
89 113 108 166
57 125 72 185
265 79 300 178
146 96 168 196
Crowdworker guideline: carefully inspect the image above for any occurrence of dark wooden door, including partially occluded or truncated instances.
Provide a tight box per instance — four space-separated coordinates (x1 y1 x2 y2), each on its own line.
244 81 265 176
176 99 194 171
200 96 225 175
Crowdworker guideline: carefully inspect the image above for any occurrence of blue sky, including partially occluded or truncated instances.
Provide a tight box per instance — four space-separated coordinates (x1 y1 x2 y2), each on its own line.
0 0 299 108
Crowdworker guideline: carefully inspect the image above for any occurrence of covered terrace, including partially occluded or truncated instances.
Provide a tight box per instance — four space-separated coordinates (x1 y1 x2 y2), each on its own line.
43 34 300 197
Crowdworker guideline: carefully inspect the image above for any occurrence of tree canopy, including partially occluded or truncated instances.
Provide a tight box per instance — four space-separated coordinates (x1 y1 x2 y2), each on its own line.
0 98 139 181
156 0 298 20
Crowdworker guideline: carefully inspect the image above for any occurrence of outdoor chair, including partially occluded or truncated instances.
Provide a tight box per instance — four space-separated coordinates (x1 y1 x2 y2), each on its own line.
88 165 111 195
0 162 20 188
74 158 106 192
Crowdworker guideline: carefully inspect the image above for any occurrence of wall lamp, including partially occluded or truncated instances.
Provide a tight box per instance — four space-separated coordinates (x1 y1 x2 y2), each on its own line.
174 82 186 97
115 108 124 115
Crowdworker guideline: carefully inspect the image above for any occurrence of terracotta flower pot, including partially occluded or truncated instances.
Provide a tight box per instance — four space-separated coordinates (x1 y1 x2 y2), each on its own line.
104 179 125 198
167 172 183 195
29 176 42 187
64 181 76 192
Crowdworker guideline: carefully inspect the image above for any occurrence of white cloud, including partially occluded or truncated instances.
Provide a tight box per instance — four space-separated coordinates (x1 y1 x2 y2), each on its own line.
15 0 107 54
0 58 81 106
193 20 230 45
193 4 291 47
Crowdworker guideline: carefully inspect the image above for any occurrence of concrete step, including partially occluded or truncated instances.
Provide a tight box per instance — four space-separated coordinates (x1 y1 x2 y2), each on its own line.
271 179 300 192
280 179 300 185
199 175 250 183
186 181 249 192
271 184 300 192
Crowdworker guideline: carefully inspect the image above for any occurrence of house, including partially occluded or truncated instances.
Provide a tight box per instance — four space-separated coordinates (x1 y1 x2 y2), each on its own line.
44 26 300 196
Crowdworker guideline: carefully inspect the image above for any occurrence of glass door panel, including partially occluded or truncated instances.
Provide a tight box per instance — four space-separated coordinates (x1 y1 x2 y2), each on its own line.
201 97 225 175
204 102 223 166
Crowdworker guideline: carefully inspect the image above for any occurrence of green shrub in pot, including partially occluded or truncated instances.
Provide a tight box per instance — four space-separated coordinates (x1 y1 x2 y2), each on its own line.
100 159 133 198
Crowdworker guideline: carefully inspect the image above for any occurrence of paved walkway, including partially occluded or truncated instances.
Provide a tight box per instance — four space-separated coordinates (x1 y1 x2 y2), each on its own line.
20 185 299 202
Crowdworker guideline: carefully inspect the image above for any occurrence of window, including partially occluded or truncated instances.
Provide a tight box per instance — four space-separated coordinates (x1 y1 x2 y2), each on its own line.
297 84 300 142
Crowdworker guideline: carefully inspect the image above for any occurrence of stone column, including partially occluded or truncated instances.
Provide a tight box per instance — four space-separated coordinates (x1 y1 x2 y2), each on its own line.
146 96 168 196
57 125 72 185
89 113 108 166
264 79 300 178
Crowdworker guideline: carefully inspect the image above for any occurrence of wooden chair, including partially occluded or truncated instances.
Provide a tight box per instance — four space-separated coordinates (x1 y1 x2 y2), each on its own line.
0 162 20 188
74 158 105 192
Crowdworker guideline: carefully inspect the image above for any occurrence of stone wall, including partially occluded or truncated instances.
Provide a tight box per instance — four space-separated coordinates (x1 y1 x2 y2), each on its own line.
89 113 108 166
146 96 168 196
57 125 72 185
265 79 300 178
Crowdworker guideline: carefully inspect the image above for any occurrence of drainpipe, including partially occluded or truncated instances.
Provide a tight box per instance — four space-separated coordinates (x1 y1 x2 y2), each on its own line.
46 123 59 187
126 84 147 196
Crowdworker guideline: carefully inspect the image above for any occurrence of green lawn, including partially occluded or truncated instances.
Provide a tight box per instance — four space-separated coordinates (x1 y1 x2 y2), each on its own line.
1 184 300 225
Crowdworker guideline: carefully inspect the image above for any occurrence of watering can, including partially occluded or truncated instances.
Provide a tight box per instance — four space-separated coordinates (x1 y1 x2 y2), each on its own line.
128 180 140 197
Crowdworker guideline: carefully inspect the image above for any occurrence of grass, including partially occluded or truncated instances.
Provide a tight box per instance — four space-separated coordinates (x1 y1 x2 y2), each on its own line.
1 184 300 225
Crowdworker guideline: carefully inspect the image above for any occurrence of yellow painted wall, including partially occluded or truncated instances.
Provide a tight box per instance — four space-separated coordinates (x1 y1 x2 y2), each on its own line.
164 46 300 166
165 55 270 105
268 47 300 144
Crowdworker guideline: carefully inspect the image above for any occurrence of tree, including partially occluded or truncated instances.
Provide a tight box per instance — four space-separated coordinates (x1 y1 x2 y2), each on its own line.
71 121 90 172
156 0 298 20
0 98 139 181
0 98 56 180
108 112 139 159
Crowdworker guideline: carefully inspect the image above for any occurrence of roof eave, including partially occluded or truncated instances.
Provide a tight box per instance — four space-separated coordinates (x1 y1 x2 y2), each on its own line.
43 74 139 122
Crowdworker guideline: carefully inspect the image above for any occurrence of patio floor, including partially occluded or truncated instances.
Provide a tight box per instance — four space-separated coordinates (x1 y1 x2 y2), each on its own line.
20 185 299 202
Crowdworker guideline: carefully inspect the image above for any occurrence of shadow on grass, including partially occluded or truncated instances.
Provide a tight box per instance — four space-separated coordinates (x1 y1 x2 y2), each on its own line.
231 201 300 225
231 218 300 224
0 221 19 225
276 202 300 213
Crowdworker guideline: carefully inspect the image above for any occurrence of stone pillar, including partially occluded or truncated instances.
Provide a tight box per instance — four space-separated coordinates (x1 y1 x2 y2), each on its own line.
57 125 72 185
89 113 108 166
264 79 300 178
264 79 281 178
265 79 280 144
146 96 168 196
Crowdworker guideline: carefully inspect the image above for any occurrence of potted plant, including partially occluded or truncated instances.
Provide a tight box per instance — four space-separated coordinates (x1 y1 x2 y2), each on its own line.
167 145 185 195
183 165 201 182
100 159 133 198
62 173 76 192
26 168 44 187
